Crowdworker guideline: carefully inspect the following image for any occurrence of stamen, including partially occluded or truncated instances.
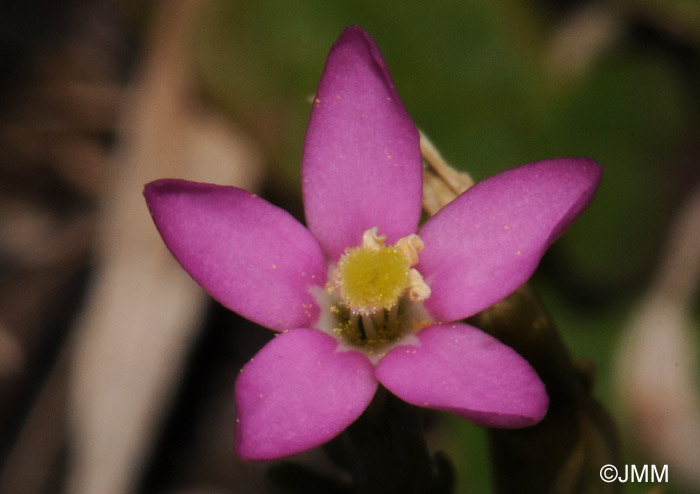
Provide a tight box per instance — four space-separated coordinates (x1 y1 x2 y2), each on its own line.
387 302 399 329
407 268 431 302
331 228 431 317
362 227 386 249
372 311 385 333
396 234 424 266
361 314 377 339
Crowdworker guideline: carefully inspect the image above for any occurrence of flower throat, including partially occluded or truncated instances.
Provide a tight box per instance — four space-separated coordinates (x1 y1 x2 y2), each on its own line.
324 228 431 352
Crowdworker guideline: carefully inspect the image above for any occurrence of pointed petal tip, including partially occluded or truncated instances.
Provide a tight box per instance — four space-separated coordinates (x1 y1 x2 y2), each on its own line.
532 156 602 242
337 25 373 42
143 177 175 204
144 177 196 194
302 26 422 261
144 178 228 215
449 390 549 429
549 155 602 203
419 156 602 321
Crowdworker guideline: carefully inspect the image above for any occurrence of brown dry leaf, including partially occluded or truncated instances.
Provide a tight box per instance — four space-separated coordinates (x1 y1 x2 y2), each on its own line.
420 131 474 216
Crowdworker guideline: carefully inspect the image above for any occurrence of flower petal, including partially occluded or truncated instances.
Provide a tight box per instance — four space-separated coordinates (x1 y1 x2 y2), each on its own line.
235 328 378 460
144 179 327 331
419 158 601 321
376 323 548 427
302 26 422 261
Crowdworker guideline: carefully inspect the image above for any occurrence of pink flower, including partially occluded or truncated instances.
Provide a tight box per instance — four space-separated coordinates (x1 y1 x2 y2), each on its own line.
144 27 601 461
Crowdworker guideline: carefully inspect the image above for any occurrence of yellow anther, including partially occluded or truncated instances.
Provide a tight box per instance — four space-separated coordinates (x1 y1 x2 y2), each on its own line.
396 234 424 266
362 227 386 250
407 268 431 302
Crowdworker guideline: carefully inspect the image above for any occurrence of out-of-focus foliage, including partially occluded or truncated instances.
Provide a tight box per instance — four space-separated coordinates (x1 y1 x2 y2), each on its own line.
620 0 700 43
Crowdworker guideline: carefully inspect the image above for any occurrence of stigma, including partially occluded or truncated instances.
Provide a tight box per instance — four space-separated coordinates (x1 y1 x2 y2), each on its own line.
331 227 431 316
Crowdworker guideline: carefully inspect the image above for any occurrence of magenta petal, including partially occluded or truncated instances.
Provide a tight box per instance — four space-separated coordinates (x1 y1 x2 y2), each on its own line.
376 323 548 427
234 328 377 460
302 26 422 261
419 158 601 321
144 179 327 331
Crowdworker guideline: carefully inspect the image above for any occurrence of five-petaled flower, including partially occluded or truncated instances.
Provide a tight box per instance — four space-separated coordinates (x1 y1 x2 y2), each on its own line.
144 26 601 461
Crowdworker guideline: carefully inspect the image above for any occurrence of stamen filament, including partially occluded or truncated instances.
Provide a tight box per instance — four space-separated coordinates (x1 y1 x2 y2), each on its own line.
372 311 386 334
361 314 377 340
